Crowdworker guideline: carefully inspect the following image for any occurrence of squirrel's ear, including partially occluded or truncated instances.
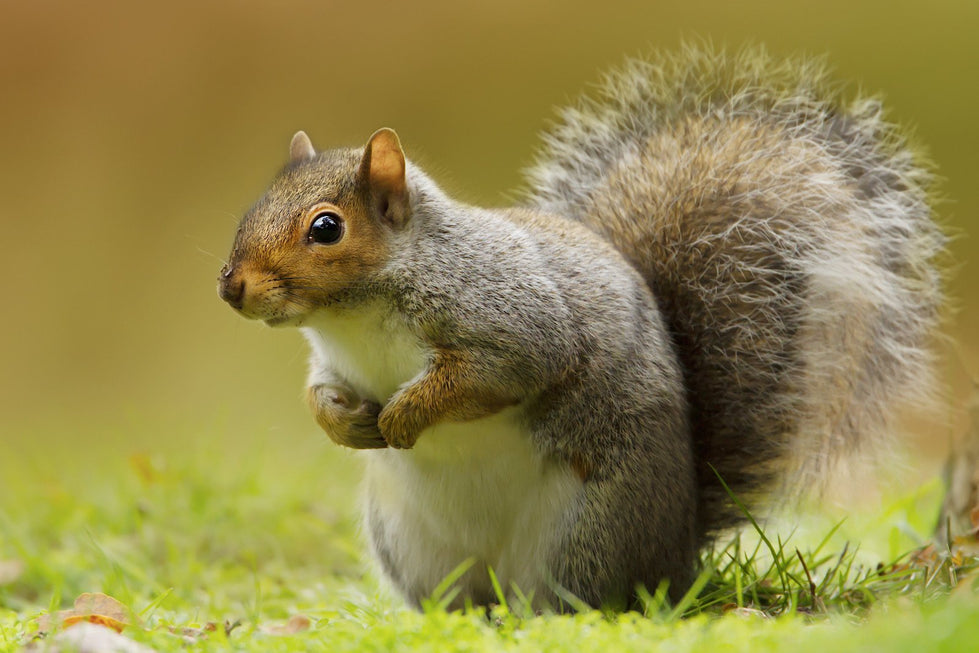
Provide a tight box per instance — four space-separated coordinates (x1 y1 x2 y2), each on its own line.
358 128 408 227
290 131 316 163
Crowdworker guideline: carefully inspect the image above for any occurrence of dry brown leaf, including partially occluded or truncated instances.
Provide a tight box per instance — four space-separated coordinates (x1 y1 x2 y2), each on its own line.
259 614 311 635
36 592 136 635
169 622 217 638
169 622 218 644
67 592 133 631
911 543 937 566
169 619 240 643
62 614 129 633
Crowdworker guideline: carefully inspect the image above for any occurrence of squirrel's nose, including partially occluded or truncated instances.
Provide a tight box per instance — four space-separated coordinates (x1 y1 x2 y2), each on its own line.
218 269 246 310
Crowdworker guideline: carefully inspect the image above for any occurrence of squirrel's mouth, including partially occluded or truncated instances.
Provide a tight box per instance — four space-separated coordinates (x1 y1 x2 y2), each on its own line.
264 314 304 328
264 315 302 327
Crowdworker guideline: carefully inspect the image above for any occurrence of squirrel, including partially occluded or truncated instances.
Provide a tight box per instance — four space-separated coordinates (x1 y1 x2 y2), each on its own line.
218 45 945 611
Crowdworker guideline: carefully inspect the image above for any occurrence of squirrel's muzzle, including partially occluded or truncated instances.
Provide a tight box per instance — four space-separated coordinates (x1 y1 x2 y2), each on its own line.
217 267 245 310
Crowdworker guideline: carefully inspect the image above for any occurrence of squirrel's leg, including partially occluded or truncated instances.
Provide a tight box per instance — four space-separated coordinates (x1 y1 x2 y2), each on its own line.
545 464 699 610
535 400 699 609
377 347 524 449
306 368 386 450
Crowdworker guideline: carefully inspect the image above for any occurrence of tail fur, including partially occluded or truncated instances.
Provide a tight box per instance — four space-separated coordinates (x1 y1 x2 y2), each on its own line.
524 44 945 536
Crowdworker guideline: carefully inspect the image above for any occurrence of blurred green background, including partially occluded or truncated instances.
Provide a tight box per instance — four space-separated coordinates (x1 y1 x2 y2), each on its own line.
1 0 975 479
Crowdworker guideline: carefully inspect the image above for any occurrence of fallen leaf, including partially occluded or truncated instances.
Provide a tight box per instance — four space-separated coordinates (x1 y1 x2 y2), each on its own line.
169 621 218 644
63 613 130 633
36 592 136 635
169 622 217 638
169 619 239 642
67 592 134 632
260 614 311 635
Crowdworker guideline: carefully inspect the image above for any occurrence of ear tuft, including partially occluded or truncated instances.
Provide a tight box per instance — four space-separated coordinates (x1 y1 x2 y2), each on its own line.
290 131 316 163
358 128 409 226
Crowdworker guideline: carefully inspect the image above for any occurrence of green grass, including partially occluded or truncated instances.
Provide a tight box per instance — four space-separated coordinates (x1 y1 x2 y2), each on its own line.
1 431 977 652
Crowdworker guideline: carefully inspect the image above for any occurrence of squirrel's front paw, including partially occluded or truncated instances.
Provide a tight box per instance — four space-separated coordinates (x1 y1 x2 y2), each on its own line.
377 400 425 450
306 384 386 449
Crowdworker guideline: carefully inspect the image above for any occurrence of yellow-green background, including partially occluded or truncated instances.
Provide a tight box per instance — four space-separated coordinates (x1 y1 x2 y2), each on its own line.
1 0 975 479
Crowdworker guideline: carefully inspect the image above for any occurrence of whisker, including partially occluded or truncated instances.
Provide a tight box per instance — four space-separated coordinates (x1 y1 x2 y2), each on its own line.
195 245 227 266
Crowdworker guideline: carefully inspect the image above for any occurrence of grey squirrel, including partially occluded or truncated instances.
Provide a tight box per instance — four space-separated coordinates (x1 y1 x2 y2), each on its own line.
218 46 945 610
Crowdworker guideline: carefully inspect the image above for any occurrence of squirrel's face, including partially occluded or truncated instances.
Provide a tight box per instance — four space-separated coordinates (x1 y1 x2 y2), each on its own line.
218 129 409 326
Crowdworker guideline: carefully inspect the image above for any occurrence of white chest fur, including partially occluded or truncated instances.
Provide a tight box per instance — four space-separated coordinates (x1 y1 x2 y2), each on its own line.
301 304 581 604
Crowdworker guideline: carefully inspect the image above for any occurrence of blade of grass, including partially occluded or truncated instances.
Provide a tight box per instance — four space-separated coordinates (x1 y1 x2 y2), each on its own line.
422 558 475 612
709 464 788 591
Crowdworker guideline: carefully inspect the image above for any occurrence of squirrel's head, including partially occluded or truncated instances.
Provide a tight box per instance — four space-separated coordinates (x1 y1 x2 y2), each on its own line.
218 128 409 326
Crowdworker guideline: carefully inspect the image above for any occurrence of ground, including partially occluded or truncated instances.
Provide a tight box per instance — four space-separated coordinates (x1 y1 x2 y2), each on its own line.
1 434 977 652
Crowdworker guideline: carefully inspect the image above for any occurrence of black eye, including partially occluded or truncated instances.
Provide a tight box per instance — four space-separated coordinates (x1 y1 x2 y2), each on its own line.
308 212 343 244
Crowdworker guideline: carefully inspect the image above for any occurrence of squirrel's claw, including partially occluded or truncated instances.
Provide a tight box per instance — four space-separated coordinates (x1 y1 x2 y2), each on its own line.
307 384 387 450
377 401 423 450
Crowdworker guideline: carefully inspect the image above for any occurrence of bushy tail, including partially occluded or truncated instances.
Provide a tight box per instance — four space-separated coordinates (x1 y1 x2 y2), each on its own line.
524 44 945 535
